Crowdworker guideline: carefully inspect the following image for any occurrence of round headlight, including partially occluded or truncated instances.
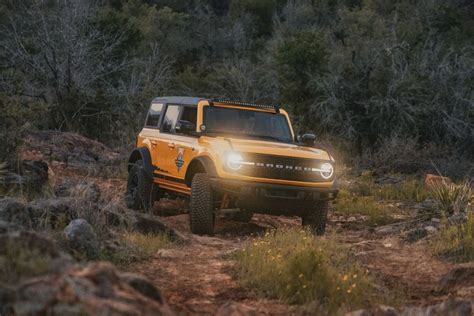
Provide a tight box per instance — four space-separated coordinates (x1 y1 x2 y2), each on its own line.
320 162 334 179
227 152 243 170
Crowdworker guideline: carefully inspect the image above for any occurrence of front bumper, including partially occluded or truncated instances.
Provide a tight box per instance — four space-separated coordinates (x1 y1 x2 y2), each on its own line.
210 177 338 215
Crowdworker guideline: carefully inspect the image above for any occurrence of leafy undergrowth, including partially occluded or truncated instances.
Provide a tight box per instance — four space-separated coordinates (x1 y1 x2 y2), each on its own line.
234 228 395 314
335 173 428 226
431 213 474 262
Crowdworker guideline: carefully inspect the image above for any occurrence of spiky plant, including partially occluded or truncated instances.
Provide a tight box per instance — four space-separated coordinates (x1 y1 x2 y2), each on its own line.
430 180 473 216
0 161 8 184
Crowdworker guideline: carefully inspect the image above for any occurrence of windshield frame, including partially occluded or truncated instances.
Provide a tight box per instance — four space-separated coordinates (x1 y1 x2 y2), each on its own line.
202 105 295 144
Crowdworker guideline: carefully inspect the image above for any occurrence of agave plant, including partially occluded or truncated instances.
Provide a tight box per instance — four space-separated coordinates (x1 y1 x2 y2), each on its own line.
0 161 7 183
430 180 473 216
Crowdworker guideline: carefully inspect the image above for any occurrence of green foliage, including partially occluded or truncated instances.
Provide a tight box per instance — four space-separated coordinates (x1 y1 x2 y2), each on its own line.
234 228 382 312
0 0 472 173
432 212 474 262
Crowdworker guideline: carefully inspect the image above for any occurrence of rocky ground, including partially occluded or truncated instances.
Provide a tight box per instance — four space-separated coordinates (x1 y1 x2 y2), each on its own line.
0 131 472 315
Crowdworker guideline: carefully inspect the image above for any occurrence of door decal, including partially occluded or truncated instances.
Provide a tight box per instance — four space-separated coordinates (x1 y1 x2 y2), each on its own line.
175 148 185 172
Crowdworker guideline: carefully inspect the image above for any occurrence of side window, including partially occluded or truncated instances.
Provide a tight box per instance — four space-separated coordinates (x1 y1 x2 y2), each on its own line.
145 103 164 127
181 107 197 125
161 105 181 133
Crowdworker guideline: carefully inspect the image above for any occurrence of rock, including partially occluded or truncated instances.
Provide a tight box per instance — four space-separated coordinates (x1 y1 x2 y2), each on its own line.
403 228 428 243
402 297 472 316
64 219 100 259
345 305 398 316
216 302 257 316
4 160 49 194
120 273 164 303
55 177 100 202
0 198 32 228
375 224 403 236
0 220 20 233
375 176 402 185
423 226 437 233
437 263 474 294
430 217 441 227
415 198 436 212
11 262 174 315
28 197 75 228
424 174 451 187
131 213 188 243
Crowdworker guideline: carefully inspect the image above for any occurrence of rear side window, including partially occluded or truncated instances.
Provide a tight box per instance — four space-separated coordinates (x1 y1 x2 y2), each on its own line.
145 103 164 127
161 105 181 133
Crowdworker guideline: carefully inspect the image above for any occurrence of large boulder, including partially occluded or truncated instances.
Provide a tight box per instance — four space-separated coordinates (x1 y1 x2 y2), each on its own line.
3 160 49 194
437 263 474 294
0 198 32 228
11 262 174 316
64 219 100 260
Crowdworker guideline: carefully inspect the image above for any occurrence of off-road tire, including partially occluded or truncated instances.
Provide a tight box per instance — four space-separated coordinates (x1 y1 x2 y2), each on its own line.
302 201 329 235
232 210 253 223
189 173 215 235
126 160 154 211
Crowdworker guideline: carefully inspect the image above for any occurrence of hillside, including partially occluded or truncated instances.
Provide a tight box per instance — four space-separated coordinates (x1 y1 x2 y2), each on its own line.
0 131 472 315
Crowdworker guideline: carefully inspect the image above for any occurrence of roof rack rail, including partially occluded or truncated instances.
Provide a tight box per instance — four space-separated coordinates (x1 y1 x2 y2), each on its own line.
210 99 280 114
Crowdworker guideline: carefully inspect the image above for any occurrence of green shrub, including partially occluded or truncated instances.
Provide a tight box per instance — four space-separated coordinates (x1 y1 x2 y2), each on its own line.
429 180 473 216
431 212 474 262
234 229 378 313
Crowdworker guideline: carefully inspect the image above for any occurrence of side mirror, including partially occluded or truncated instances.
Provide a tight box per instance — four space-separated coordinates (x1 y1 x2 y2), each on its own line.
175 120 196 135
301 133 316 146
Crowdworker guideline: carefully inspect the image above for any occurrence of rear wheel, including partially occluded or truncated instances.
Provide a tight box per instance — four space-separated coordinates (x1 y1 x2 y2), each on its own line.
126 160 155 211
189 173 215 235
302 201 329 235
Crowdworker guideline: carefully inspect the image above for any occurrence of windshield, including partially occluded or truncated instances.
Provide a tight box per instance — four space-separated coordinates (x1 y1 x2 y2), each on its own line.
203 106 293 143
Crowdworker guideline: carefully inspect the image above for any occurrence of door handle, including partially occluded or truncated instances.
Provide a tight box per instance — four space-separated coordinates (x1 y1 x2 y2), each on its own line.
150 140 157 147
168 143 175 149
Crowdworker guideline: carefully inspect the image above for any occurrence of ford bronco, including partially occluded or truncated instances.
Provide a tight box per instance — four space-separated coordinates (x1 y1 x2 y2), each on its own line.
126 96 338 235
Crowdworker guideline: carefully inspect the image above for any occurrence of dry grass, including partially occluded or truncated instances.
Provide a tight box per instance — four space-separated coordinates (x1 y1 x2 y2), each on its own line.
234 228 383 313
0 161 7 183
122 231 172 254
431 212 474 262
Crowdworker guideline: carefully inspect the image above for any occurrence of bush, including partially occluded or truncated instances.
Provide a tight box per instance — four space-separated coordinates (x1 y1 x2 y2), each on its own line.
234 229 378 313
432 212 474 262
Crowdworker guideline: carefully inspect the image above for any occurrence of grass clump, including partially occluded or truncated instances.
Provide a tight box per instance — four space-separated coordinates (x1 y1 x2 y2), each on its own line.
234 228 379 313
335 189 395 226
122 231 172 254
101 231 172 267
431 212 474 262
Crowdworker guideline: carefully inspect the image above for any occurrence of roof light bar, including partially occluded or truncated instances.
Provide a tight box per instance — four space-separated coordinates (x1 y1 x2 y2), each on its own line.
211 99 280 114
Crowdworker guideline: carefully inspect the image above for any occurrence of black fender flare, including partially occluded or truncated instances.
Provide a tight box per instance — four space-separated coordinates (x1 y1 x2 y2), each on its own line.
128 147 154 179
185 156 218 186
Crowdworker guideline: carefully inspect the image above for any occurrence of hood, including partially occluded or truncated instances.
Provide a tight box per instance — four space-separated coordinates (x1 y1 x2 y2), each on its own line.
201 136 332 161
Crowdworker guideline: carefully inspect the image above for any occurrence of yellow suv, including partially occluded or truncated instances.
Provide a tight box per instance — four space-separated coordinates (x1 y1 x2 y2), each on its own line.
126 97 338 235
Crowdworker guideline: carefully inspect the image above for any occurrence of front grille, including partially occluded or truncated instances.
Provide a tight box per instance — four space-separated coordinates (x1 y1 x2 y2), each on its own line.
235 153 331 183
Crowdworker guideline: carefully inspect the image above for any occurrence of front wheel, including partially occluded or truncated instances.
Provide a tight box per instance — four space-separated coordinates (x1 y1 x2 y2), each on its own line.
189 173 215 235
302 201 329 235
126 160 155 211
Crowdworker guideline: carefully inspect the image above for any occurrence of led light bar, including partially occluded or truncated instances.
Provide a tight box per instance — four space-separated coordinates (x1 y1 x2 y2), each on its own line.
210 99 280 114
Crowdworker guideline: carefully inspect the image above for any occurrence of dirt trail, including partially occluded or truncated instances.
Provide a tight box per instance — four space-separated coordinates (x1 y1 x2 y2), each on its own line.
131 213 452 315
